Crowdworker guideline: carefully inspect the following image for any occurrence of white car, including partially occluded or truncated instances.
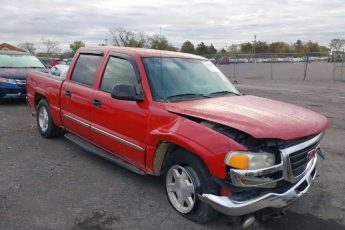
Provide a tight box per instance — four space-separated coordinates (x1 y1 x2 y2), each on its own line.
49 64 69 78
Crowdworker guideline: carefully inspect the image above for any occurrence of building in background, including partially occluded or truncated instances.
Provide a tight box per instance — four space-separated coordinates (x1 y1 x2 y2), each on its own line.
0 43 24 52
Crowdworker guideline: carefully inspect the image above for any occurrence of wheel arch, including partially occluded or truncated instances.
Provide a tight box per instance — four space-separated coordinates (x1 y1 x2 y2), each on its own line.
34 92 62 127
160 141 220 223
147 116 247 179
152 141 212 178
36 98 61 138
34 93 47 108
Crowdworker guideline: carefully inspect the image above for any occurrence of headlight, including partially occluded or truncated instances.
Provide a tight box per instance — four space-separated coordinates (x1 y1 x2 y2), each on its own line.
0 77 16 84
225 151 275 170
224 151 280 188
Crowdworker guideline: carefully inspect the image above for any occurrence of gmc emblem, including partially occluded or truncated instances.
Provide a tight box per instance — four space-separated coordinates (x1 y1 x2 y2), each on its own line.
306 147 319 160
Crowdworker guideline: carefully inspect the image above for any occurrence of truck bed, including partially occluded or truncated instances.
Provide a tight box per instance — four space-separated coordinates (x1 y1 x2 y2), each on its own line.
26 70 65 126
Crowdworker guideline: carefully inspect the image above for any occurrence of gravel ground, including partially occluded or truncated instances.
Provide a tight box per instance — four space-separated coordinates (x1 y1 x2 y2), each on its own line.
0 78 344 230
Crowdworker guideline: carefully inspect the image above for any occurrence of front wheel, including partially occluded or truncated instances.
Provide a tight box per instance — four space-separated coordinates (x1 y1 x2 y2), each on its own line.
36 100 60 138
166 165 198 214
164 150 219 224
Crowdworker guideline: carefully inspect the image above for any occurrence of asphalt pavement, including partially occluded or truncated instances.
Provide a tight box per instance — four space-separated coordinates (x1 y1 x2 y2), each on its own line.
1 79 344 229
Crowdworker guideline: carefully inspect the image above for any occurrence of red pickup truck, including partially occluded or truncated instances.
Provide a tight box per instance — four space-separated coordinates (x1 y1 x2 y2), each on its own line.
27 47 328 226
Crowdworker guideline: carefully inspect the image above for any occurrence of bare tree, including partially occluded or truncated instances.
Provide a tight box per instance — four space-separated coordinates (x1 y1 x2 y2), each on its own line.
108 27 176 50
41 39 61 57
109 27 135 47
18 42 36 54
329 38 345 51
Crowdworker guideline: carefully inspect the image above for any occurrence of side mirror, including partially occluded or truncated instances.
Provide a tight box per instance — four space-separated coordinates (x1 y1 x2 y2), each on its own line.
111 84 144 102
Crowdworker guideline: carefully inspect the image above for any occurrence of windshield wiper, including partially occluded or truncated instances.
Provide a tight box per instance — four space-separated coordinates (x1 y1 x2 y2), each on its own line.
167 93 211 102
207 90 240 97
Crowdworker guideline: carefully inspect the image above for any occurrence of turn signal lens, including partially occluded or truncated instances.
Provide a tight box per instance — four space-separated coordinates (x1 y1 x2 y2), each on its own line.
227 154 249 169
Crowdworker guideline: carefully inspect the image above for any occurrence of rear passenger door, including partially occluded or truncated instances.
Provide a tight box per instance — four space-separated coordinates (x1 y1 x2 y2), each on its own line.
90 53 148 169
61 52 103 140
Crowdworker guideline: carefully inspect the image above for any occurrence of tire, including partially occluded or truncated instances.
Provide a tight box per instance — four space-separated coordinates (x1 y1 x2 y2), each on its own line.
164 149 219 224
36 99 60 138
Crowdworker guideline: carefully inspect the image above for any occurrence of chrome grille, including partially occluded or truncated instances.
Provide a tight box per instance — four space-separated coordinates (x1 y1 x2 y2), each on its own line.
280 133 323 183
289 142 319 177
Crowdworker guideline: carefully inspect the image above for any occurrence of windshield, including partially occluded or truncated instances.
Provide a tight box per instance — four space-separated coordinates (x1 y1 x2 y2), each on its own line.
142 57 239 102
0 54 45 68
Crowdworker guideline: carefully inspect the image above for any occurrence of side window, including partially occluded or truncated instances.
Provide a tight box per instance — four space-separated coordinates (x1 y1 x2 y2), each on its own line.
71 54 102 87
100 57 140 93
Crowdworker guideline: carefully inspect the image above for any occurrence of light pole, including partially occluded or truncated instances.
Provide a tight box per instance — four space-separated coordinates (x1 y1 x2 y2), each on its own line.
253 35 256 62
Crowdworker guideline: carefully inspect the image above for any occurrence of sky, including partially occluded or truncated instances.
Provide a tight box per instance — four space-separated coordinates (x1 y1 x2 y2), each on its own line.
1 0 344 51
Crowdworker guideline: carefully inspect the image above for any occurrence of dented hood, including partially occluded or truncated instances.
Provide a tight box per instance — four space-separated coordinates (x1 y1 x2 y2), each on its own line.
164 95 328 140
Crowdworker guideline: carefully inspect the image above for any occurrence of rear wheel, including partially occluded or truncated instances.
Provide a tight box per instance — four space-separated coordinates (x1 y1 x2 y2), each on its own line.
164 149 219 224
37 100 60 138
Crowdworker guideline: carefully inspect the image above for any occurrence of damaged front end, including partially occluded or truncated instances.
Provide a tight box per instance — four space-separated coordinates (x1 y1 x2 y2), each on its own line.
197 119 326 217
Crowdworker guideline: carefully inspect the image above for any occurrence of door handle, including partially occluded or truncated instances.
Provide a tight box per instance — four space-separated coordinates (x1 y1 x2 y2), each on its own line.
64 90 72 97
92 99 102 107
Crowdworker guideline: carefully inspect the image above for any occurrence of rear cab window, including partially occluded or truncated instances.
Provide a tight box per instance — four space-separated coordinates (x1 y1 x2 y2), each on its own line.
70 54 102 87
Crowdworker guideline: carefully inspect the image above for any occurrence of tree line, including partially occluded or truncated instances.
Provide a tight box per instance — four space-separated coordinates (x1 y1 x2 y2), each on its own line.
182 40 331 55
106 28 336 55
16 27 345 58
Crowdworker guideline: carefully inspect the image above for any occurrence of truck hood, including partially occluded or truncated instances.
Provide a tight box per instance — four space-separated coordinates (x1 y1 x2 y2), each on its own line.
164 95 328 140
0 68 47 80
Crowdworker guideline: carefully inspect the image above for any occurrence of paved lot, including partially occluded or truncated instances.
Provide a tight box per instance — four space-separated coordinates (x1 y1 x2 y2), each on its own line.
1 79 345 229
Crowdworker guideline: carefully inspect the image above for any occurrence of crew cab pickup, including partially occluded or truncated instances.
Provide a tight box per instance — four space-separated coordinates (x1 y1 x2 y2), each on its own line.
26 47 328 226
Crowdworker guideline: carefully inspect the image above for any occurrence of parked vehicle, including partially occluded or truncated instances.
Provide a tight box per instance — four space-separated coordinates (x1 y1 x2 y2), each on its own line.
217 56 230 64
0 51 47 100
65 58 72 65
49 64 69 78
209 58 216 64
26 47 328 226
38 57 61 68
327 51 344 63
39 58 51 68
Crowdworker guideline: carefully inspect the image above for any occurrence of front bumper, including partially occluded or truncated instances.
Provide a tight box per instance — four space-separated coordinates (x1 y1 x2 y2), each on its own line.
199 155 317 216
0 82 26 99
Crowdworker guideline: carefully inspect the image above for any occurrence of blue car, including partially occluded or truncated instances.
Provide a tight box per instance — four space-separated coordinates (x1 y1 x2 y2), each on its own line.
0 51 47 100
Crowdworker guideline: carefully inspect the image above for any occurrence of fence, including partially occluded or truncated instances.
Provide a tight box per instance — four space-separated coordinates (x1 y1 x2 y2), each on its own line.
211 52 344 82
331 51 345 81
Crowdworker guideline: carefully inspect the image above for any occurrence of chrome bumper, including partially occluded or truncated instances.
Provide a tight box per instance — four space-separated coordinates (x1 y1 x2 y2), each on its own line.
199 156 317 216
